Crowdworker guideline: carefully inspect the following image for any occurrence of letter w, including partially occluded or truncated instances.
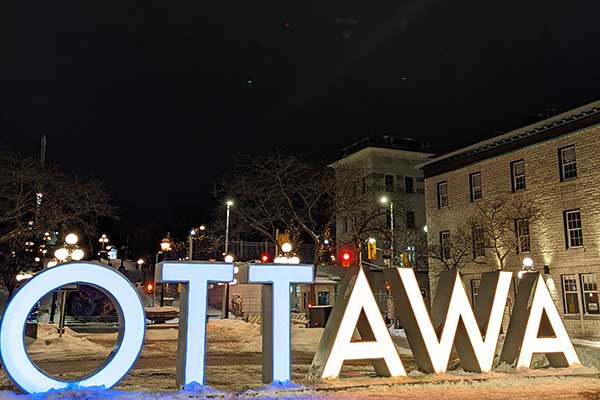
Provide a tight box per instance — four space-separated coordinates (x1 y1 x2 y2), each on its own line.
384 269 512 373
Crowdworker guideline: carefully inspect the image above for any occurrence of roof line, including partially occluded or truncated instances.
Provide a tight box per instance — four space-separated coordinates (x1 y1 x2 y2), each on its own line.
417 99 600 170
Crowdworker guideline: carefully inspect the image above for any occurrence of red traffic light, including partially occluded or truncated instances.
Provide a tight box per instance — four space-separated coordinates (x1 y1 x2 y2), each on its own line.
260 253 271 263
341 250 352 267
144 282 154 294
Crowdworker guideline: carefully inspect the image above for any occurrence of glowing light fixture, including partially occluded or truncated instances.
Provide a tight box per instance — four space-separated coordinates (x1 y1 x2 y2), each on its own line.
54 248 69 261
64 233 78 245
71 249 84 261
281 242 292 253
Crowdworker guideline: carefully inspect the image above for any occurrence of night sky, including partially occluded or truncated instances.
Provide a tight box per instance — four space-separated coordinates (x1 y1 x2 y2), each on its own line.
2 1 600 243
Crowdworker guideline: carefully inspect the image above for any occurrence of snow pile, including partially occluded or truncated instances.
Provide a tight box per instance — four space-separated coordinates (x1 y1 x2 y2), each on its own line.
206 319 262 353
27 323 110 361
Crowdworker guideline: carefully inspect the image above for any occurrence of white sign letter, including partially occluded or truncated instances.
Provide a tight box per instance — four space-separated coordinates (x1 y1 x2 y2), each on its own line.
248 263 313 384
1 262 145 394
156 261 234 388
500 273 580 368
308 267 406 380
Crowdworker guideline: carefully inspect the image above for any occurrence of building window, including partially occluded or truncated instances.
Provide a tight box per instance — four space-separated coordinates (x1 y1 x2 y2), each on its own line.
511 160 526 192
404 176 414 194
340 216 348 234
469 172 482 201
561 275 580 315
514 218 530 253
471 279 481 305
361 177 366 193
437 181 448 209
440 231 450 260
581 274 599 315
318 291 330 306
406 210 415 229
559 145 577 181
385 175 394 192
472 225 485 258
302 292 310 309
564 209 583 248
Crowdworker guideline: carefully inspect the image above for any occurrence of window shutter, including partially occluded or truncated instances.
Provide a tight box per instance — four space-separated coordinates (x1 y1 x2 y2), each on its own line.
558 148 564 182
562 211 569 249
510 162 516 192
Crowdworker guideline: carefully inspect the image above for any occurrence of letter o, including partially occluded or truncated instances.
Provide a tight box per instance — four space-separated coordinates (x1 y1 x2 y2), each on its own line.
0 262 145 394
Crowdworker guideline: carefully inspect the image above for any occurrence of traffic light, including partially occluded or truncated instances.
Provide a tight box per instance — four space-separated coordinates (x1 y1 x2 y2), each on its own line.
367 238 377 260
144 282 154 294
260 253 271 263
341 250 352 267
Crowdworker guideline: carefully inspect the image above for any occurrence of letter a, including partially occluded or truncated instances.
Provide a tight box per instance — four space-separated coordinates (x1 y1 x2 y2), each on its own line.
307 266 406 381
500 272 580 368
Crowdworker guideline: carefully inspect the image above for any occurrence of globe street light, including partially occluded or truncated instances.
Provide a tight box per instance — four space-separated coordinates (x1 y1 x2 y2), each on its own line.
159 235 172 307
65 233 79 246
379 196 394 267
54 248 69 262
281 242 293 253
71 249 84 261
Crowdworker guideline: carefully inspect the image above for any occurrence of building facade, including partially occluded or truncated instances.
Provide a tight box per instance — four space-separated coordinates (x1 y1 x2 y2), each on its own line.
330 136 433 311
420 101 600 338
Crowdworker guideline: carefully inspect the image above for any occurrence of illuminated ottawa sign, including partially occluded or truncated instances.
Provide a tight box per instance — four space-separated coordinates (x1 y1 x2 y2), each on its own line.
0 262 580 394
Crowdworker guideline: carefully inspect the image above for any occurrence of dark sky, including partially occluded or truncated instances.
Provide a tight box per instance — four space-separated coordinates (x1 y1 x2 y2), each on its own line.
2 1 600 242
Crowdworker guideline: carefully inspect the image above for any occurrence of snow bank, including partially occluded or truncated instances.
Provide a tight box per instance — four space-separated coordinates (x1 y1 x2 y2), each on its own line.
27 323 110 361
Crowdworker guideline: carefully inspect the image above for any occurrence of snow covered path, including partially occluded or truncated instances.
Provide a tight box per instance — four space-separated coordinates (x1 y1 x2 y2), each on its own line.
0 320 598 399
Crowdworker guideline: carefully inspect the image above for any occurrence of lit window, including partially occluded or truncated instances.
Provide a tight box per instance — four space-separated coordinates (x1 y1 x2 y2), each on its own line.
514 218 530 253
437 181 448 209
581 274 599 315
318 291 330 306
511 160 526 192
559 145 577 181
561 275 579 315
564 209 583 248
470 172 482 201
472 225 485 258
384 175 394 192
440 231 450 260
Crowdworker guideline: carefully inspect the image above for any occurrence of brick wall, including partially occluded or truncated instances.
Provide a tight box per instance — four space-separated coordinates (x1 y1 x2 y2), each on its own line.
424 124 600 338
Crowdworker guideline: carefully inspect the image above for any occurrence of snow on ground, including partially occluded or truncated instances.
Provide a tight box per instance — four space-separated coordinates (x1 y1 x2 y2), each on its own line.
26 323 110 361
3 319 599 399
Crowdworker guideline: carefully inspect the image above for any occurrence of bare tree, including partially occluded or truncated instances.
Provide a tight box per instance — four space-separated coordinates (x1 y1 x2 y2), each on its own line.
428 225 474 271
0 155 116 296
476 193 542 270
221 154 334 305
333 167 396 257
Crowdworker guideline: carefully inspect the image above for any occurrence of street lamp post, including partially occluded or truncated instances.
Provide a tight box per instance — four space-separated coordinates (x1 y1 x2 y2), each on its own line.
159 236 172 307
51 233 83 336
380 196 395 267
223 200 233 319
188 225 206 261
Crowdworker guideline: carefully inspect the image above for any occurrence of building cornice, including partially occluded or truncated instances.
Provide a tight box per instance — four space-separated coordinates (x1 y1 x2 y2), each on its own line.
418 100 600 178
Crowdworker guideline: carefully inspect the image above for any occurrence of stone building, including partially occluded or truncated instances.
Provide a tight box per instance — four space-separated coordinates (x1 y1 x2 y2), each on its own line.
419 100 600 338
330 136 433 310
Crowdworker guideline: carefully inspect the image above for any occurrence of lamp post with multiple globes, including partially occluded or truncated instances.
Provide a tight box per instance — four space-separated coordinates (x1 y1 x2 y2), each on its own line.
50 233 85 336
